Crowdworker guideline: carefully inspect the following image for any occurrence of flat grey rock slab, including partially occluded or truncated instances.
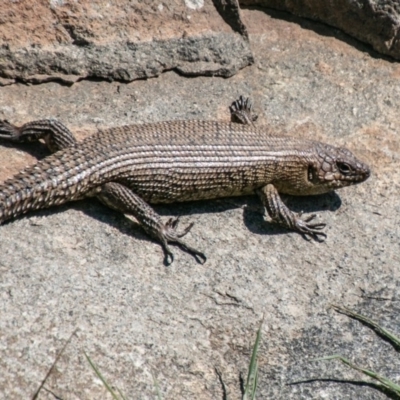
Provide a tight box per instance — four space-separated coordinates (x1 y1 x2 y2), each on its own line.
0 8 399 400
0 0 252 85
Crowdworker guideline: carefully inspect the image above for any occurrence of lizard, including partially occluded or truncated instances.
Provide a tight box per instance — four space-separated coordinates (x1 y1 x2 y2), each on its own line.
0 96 370 264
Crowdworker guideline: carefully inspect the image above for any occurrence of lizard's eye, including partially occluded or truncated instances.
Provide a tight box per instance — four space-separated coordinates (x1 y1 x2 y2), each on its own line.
337 161 352 175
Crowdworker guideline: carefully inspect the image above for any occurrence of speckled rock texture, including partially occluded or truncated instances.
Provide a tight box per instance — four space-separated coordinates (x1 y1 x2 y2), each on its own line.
241 0 400 60
0 0 252 85
0 6 399 400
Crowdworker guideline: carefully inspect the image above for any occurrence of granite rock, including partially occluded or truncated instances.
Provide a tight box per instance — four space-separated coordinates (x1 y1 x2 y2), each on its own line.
240 0 400 60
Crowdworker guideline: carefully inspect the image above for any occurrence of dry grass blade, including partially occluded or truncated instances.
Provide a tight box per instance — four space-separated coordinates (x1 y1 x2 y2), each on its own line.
32 329 76 400
215 367 230 400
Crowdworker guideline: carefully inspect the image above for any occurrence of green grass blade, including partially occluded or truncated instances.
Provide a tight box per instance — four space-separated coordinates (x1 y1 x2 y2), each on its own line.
331 305 400 347
243 320 263 400
251 361 259 400
85 351 121 400
151 371 163 400
116 388 128 400
316 355 400 394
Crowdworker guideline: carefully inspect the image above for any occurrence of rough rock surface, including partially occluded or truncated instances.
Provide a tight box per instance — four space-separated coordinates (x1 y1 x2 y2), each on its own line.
1 7 400 400
0 0 252 84
240 0 400 60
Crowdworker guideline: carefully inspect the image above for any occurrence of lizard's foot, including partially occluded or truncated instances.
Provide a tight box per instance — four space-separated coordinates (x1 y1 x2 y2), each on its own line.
229 95 258 125
289 212 326 241
160 217 207 266
258 184 327 242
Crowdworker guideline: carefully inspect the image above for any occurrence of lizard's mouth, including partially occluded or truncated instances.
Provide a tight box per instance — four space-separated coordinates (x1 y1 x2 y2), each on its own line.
339 163 371 185
335 160 371 183
326 166 371 189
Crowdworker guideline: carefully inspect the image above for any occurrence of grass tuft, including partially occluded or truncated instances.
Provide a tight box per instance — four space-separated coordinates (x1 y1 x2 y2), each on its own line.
312 305 400 396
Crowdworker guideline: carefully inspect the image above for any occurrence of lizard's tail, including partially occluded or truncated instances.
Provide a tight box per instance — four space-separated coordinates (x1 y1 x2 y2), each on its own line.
0 175 63 224
0 158 92 224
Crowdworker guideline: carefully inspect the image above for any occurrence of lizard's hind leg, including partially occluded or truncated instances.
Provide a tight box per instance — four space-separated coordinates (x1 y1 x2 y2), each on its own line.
98 182 207 266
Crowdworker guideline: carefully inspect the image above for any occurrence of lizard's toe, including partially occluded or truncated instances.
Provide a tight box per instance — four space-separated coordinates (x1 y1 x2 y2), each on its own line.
295 216 327 241
162 219 206 264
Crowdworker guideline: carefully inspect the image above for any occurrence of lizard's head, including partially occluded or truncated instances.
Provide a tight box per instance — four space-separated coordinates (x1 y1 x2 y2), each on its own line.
307 144 370 194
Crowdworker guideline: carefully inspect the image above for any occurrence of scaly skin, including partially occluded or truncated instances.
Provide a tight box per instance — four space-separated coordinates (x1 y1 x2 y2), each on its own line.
0 97 370 264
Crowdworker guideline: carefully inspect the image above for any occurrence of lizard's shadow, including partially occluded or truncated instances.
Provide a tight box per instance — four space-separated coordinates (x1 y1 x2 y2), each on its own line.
79 191 342 240
242 191 342 236
0 140 50 159
2 190 341 246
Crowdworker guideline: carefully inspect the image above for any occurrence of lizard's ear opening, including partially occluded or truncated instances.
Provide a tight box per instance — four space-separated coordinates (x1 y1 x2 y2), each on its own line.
307 164 320 184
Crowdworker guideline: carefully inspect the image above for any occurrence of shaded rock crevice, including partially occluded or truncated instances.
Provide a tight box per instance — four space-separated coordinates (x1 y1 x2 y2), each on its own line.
240 0 400 60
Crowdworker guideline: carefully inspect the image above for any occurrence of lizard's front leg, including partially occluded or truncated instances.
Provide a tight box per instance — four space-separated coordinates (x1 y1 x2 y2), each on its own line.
257 184 327 241
0 119 77 152
98 182 206 265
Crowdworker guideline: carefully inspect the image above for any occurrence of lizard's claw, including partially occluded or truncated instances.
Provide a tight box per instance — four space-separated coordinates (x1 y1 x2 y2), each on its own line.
165 217 194 238
161 218 206 265
293 213 327 241
229 95 258 125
